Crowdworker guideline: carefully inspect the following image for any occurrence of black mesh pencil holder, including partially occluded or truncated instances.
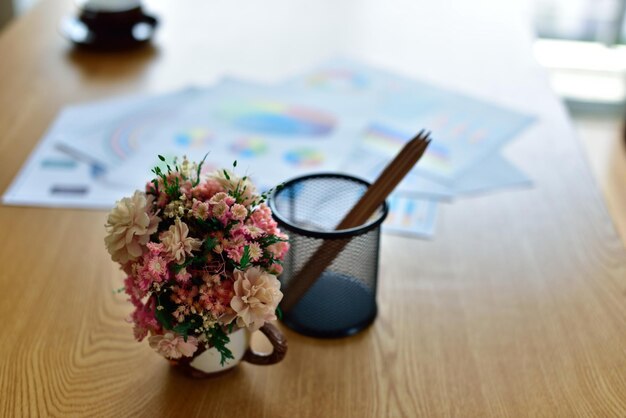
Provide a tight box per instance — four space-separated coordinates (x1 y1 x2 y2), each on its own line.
269 173 388 338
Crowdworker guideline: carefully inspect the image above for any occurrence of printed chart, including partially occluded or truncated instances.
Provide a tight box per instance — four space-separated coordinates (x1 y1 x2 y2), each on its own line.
3 59 535 238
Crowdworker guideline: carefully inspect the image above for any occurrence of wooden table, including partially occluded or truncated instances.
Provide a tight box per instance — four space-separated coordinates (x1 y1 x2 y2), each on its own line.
1 0 625 416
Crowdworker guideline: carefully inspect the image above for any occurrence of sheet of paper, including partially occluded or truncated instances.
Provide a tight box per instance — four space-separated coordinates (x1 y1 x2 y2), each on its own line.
383 195 439 238
2 88 212 209
343 144 531 200
53 88 204 171
3 59 534 233
103 81 373 191
285 58 535 183
452 153 532 195
2 108 133 209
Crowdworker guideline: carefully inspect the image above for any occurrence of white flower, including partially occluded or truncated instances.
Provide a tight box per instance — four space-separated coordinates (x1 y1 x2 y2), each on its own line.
105 191 160 264
160 218 202 264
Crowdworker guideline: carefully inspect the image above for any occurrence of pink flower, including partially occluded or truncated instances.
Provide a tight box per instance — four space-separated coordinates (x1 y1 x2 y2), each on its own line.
129 296 161 341
146 242 165 254
209 192 229 205
156 192 169 209
149 332 198 359
147 255 168 279
160 218 202 263
231 204 248 221
130 246 170 293
175 267 192 284
248 242 262 262
199 278 235 318
171 285 199 307
268 263 283 275
224 196 236 206
226 246 244 264
229 224 247 238
249 203 278 235
267 238 290 260
179 179 193 199
224 235 246 263
191 199 210 220
124 275 143 305
145 182 170 209
245 225 264 239
192 178 225 200
211 200 229 218
226 267 283 331
211 170 257 206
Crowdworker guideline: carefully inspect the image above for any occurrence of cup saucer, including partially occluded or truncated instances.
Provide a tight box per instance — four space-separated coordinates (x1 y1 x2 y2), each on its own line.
60 9 158 50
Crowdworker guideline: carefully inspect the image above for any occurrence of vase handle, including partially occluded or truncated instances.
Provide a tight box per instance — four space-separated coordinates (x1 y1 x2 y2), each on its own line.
243 323 287 365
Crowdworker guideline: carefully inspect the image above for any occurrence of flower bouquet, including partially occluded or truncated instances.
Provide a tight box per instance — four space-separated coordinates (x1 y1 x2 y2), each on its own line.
105 156 289 375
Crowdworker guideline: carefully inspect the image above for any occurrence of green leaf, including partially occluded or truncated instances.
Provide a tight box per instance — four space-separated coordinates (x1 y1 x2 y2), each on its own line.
154 293 176 331
233 160 237 168
276 306 283 320
158 155 165 162
239 245 250 269
173 320 196 341
258 234 289 247
155 306 173 330
223 169 230 180
196 217 223 232
193 153 209 186
172 255 201 273
203 236 218 251
206 325 235 366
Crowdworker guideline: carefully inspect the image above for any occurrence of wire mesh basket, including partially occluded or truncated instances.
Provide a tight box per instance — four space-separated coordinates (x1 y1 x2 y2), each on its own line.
269 173 388 338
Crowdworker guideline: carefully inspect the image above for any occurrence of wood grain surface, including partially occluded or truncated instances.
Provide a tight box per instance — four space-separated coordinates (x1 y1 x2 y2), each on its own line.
0 0 625 416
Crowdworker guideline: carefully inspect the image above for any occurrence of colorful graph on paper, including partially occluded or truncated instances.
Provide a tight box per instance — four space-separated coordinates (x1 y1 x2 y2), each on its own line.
284 147 325 168
230 137 268 158
383 195 438 238
289 58 534 181
107 110 170 160
361 123 452 175
175 128 213 149
4 59 533 241
217 101 337 137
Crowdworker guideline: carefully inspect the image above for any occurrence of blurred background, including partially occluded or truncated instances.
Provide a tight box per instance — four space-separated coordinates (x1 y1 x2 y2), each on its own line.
531 0 626 242
1 0 624 241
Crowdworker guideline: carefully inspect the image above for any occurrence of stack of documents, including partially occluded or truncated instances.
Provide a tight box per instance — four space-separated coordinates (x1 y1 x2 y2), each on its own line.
2 59 534 238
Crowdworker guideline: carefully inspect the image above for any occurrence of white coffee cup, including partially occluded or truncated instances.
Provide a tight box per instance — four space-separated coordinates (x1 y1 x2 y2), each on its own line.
174 323 287 377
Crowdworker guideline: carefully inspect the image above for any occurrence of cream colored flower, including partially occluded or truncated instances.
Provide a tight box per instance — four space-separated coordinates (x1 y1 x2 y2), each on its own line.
105 191 160 264
211 170 257 206
160 218 202 263
229 267 283 331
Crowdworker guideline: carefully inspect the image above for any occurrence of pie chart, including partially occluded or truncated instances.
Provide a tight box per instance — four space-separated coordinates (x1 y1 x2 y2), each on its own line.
284 148 325 167
220 101 336 137
230 137 268 158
